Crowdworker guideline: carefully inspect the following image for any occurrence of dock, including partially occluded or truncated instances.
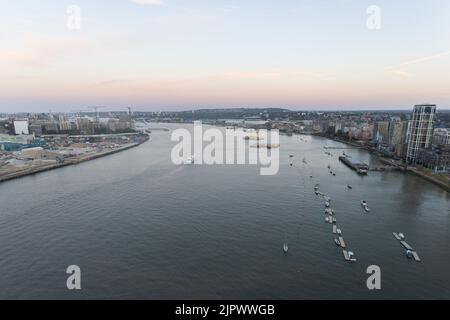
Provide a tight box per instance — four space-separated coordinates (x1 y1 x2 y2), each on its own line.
400 241 413 251
392 232 421 262
339 156 369 175
343 250 350 261
393 232 402 241
412 251 421 262
338 237 346 248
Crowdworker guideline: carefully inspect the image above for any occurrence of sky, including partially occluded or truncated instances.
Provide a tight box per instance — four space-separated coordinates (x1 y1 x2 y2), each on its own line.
0 0 450 112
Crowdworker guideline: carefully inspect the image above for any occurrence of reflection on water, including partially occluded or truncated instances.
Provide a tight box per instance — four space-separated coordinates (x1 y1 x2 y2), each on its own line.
0 124 448 299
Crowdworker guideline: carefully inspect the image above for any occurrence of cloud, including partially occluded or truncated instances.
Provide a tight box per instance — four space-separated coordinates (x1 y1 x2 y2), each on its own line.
219 69 325 79
129 0 163 5
386 50 450 77
213 5 238 13
0 35 95 69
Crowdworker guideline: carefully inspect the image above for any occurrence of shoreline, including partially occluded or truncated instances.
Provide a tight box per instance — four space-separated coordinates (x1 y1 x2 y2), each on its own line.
314 133 449 192
0 139 148 184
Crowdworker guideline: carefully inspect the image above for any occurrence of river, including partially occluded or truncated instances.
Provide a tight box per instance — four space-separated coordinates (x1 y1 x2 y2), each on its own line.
0 123 448 299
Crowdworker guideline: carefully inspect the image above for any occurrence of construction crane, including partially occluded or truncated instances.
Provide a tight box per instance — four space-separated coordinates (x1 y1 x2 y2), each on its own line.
88 106 107 123
70 109 90 118
127 107 133 129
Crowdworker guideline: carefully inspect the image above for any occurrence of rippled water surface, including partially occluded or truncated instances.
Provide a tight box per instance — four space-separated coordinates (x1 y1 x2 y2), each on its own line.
0 124 449 299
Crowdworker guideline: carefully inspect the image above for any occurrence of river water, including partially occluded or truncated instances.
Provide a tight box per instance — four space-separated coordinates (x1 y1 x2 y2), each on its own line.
0 124 448 299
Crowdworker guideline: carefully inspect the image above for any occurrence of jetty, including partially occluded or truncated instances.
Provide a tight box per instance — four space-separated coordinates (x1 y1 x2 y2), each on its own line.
343 250 350 260
392 233 421 262
338 237 346 248
339 156 369 175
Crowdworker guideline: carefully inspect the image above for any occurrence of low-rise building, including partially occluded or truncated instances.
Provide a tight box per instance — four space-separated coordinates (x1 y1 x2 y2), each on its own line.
433 128 450 146
416 145 450 173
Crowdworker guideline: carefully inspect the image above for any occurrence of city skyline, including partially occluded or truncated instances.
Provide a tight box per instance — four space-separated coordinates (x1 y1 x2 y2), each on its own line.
1 0 450 112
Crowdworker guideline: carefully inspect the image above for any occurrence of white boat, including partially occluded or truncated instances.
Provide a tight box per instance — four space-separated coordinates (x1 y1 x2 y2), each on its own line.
283 243 289 254
398 233 405 240
334 239 341 246
364 206 371 213
361 200 368 207
337 229 342 235
348 251 357 262
325 202 330 208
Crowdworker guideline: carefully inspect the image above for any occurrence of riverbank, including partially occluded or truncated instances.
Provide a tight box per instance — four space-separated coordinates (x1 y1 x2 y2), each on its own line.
408 167 450 192
0 139 148 184
314 133 449 193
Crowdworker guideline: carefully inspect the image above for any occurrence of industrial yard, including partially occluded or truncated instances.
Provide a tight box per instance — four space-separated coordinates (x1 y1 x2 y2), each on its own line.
0 133 149 183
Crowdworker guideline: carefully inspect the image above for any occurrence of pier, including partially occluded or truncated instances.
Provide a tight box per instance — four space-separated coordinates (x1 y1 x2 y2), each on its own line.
339 156 369 175
339 237 346 248
392 233 421 262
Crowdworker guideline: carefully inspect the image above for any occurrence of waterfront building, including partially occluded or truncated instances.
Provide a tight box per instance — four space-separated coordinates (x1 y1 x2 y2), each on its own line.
0 120 14 135
389 120 409 158
406 104 436 163
13 120 29 135
43 122 59 134
361 124 373 141
389 120 408 145
76 117 95 134
29 124 43 136
373 121 390 143
0 134 36 151
416 145 450 173
433 128 450 146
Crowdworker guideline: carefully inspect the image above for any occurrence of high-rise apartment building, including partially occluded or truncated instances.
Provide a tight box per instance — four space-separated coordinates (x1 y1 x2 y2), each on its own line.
406 104 436 163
